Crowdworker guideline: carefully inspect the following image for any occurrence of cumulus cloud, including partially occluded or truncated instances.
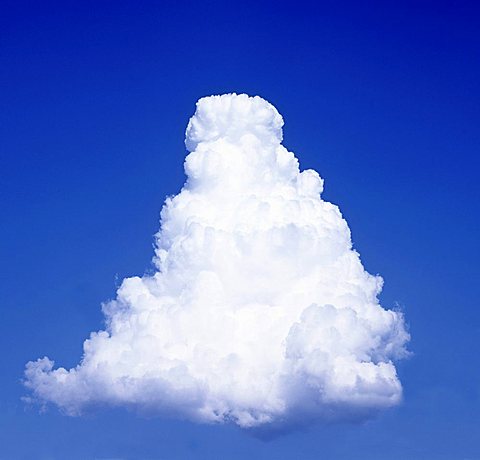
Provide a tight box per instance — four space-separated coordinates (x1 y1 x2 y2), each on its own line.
25 93 409 429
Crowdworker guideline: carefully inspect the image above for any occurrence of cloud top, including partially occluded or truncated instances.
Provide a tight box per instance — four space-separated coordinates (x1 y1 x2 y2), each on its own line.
185 94 283 152
25 93 409 429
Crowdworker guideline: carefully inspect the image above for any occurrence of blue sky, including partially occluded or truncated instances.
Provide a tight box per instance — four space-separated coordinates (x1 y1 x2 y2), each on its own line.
1 1 479 458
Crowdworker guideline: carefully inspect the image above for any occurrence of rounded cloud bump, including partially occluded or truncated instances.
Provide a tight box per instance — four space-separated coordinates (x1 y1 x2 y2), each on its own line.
185 94 283 152
25 93 409 429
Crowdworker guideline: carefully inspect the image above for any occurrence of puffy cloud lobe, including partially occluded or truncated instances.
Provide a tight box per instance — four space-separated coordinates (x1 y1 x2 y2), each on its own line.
25 93 409 428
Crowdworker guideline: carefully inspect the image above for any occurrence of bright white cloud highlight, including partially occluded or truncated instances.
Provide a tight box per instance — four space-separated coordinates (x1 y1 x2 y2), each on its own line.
25 93 409 428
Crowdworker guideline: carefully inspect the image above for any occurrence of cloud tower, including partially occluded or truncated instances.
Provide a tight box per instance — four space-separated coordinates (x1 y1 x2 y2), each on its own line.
25 94 409 429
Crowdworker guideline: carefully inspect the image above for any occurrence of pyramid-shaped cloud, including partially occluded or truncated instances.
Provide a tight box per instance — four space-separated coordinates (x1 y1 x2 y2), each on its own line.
25 94 409 428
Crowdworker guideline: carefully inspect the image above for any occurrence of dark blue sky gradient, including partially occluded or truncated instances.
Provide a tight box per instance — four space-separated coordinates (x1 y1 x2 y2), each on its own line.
1 1 479 458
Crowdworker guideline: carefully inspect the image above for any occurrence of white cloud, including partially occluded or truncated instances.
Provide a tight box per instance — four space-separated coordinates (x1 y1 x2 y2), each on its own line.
25 93 409 429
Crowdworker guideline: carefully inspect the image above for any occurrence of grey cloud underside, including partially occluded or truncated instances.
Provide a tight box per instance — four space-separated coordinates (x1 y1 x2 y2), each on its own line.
25 93 409 428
